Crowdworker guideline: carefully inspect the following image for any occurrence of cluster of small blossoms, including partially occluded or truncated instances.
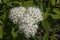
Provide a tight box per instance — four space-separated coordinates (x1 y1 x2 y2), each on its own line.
9 7 43 38
9 7 26 24
27 7 43 23
19 24 38 38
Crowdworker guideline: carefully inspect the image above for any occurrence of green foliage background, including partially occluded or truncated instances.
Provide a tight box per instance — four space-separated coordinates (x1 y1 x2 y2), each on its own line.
0 0 60 40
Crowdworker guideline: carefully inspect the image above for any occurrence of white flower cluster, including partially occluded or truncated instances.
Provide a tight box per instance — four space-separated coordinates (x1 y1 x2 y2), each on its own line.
19 24 38 38
9 7 43 38
27 7 43 23
9 7 26 24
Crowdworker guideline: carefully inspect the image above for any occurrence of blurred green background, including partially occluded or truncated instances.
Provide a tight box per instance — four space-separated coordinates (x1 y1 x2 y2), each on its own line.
0 0 60 40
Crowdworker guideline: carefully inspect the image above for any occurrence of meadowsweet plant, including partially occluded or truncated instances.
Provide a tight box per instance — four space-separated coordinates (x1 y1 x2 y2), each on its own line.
9 7 43 38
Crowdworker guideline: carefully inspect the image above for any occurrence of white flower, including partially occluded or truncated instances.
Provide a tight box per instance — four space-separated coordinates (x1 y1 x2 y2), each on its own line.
9 6 43 38
9 7 26 24
19 24 38 38
27 7 43 23
18 14 35 25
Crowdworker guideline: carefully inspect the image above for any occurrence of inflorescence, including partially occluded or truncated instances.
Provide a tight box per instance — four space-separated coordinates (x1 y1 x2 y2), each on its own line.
9 7 43 38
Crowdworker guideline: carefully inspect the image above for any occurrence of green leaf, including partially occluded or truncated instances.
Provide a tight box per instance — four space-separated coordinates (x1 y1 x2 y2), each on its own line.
42 32 49 40
53 8 60 15
56 0 60 4
3 0 9 3
0 25 3 39
51 0 55 6
7 2 12 7
43 11 49 20
0 20 3 24
11 27 18 38
50 8 60 19
40 3 44 12
50 14 60 19
42 20 50 32
34 36 41 40
51 35 57 40
23 1 34 7
2 12 6 22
